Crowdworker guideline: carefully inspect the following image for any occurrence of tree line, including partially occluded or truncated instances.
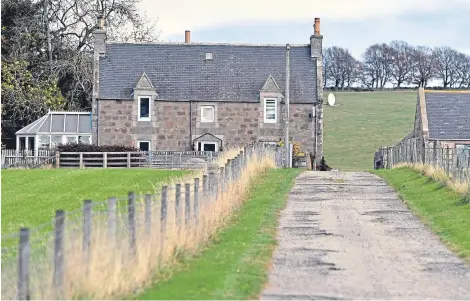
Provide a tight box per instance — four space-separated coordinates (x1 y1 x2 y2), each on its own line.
323 41 470 90
1 0 159 147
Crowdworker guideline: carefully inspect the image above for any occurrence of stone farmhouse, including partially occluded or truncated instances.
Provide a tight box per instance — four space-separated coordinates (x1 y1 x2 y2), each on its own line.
412 88 470 150
92 17 325 158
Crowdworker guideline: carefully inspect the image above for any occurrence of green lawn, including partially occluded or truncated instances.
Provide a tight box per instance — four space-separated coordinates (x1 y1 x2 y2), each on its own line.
134 168 301 300
375 168 470 262
324 91 416 171
1 169 187 234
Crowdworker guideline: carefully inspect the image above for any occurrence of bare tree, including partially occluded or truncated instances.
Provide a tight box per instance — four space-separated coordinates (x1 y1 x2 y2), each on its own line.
411 46 435 88
362 43 392 89
452 52 470 89
432 46 461 88
323 46 359 90
42 0 159 52
389 40 413 88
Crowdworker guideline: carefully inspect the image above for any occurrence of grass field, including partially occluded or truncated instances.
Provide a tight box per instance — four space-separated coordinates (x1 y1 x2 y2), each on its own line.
1 169 187 234
324 91 416 171
135 168 301 300
375 168 470 262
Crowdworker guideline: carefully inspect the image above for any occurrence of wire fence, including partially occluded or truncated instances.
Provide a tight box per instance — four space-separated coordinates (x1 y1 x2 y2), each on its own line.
1 143 285 300
374 137 470 182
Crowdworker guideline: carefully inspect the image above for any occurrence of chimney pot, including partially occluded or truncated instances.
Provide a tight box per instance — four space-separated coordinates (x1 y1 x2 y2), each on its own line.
97 14 105 30
314 18 321 36
185 30 190 43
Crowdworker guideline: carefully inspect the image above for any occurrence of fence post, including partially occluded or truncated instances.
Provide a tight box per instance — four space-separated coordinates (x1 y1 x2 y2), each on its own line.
219 167 225 193
145 194 152 235
103 152 108 168
175 184 182 225
185 183 191 225
127 152 131 168
107 197 117 245
208 172 215 202
194 178 199 222
202 174 208 204
17 228 30 300
128 192 136 254
53 210 65 298
232 156 238 180
446 146 450 175
451 148 458 180
79 152 84 168
83 200 92 259
55 151 60 168
160 186 168 258
225 159 231 184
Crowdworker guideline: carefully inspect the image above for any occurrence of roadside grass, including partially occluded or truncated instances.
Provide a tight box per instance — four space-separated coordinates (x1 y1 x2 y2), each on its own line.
324 91 416 171
393 162 470 197
375 167 470 262
134 168 301 300
1 169 187 234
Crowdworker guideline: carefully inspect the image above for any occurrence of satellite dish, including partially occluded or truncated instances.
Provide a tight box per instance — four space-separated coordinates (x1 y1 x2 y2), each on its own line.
327 93 336 106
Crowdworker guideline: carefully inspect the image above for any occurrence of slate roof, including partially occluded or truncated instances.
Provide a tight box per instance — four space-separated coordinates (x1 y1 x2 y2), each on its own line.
16 112 92 135
99 43 317 104
425 91 470 140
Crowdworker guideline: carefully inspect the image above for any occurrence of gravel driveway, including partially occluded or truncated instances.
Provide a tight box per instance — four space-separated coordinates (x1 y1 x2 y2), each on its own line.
261 171 470 300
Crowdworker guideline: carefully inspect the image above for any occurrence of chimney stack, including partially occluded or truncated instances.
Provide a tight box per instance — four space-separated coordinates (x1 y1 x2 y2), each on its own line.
185 30 190 43
314 18 321 36
97 14 105 30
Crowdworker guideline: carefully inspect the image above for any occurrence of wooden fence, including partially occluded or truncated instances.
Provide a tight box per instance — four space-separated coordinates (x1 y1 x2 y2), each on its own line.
374 137 470 182
0 144 281 300
58 151 216 169
1 149 55 169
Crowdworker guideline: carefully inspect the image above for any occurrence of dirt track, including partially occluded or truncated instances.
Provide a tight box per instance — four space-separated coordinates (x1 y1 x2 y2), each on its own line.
261 171 470 300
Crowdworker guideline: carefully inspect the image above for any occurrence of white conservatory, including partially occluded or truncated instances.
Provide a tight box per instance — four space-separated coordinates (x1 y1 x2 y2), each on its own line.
15 111 92 154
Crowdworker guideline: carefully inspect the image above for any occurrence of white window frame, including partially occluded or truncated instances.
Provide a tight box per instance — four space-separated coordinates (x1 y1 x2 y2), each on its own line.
138 96 151 121
137 140 151 152
198 141 218 152
201 105 215 123
264 98 277 123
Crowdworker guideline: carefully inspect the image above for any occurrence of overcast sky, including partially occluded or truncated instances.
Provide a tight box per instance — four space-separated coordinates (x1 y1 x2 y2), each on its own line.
139 0 470 59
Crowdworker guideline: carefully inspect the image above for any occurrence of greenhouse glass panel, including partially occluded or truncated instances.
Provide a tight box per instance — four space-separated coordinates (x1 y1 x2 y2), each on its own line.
78 135 91 144
66 136 78 144
51 135 62 147
65 114 78 132
38 135 51 149
50 115 65 132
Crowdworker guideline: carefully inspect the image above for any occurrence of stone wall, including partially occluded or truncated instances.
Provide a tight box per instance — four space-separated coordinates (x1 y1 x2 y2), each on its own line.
98 99 316 153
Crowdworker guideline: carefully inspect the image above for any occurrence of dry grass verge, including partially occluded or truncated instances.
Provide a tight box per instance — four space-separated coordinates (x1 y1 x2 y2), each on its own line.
1 147 277 300
393 162 470 198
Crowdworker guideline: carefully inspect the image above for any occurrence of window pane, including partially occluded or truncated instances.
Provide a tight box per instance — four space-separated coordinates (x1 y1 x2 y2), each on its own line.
202 106 214 122
66 136 77 144
265 100 276 120
140 98 150 118
79 136 91 144
139 141 150 151
38 135 50 149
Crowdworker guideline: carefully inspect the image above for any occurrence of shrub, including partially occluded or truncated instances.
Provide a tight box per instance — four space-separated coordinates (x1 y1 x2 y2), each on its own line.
56 143 139 153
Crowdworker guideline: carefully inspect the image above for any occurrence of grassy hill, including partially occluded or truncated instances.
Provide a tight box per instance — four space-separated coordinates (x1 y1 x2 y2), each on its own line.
323 91 417 171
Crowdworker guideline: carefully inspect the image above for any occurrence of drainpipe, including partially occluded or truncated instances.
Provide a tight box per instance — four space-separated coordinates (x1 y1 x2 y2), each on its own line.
189 100 192 150
284 44 290 168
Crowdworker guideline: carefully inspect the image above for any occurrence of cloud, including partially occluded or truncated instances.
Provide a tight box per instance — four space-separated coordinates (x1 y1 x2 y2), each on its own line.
140 0 470 37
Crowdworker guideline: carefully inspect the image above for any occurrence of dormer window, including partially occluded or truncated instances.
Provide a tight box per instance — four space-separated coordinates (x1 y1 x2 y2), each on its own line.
138 96 151 121
264 98 277 123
